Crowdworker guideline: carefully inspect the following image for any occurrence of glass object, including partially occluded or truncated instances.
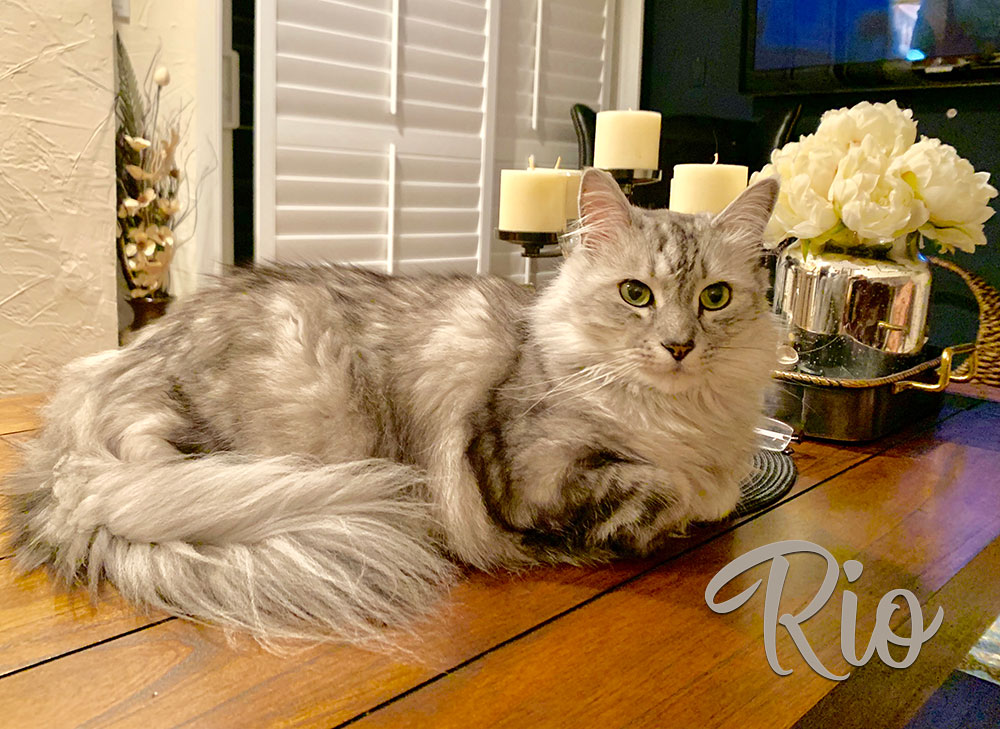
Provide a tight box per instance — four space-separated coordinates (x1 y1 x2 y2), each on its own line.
754 416 795 452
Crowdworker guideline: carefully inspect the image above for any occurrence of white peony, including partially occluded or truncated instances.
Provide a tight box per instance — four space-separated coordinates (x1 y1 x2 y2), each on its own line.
750 133 841 247
816 100 917 157
924 225 993 255
888 136 998 253
829 136 928 240
751 99 994 256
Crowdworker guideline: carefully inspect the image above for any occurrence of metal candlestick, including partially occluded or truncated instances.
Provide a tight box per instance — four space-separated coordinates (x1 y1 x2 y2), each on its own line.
601 167 662 199
497 168 661 286
497 229 563 287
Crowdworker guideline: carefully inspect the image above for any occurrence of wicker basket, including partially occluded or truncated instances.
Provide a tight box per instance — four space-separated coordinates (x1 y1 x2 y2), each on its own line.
928 256 1000 388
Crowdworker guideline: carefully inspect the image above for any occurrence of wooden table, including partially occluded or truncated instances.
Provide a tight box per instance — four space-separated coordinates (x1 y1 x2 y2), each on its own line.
1 393 998 729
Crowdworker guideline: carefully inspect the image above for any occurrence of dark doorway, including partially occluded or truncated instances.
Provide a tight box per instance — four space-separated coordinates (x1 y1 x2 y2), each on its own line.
233 0 254 265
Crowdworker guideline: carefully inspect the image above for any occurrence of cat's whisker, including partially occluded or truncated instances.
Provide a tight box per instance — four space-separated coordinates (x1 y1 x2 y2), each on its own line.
541 361 642 410
514 360 631 417
503 363 607 403
503 349 642 393
521 367 610 405
502 364 604 392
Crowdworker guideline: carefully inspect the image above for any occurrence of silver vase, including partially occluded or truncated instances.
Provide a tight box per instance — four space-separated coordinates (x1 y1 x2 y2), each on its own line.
772 233 932 379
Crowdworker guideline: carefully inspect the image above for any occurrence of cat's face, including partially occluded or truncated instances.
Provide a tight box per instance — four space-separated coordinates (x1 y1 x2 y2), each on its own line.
534 170 780 395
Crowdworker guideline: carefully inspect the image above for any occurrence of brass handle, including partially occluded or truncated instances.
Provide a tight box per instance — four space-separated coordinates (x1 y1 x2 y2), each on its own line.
877 321 906 332
893 343 978 394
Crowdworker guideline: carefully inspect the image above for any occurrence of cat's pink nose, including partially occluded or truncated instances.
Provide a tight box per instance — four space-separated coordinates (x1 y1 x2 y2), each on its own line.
662 340 695 361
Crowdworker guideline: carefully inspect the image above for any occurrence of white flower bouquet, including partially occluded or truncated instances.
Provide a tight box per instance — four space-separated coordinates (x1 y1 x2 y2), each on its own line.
752 100 998 255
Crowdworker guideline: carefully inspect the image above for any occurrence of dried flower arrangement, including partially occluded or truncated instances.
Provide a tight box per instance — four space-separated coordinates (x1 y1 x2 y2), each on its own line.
114 33 191 299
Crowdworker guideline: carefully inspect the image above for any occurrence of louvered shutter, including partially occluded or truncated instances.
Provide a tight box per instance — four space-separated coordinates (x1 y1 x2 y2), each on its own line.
255 0 626 279
489 0 615 280
257 0 491 273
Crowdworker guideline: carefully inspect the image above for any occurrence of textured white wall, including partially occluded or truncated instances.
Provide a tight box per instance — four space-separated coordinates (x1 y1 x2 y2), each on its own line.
0 2 118 396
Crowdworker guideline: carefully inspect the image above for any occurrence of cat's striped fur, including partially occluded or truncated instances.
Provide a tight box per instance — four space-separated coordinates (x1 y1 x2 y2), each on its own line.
4 169 779 647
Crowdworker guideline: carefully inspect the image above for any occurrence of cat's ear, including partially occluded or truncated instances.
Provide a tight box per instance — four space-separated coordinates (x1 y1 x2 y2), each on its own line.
577 168 632 250
711 177 779 246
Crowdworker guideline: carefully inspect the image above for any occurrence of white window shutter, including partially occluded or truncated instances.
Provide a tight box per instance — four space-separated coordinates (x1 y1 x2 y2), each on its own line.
489 0 616 280
257 0 490 274
493 0 612 169
255 0 625 280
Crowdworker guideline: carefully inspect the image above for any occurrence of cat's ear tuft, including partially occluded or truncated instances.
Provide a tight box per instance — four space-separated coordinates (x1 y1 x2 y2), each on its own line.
711 177 779 245
578 168 632 250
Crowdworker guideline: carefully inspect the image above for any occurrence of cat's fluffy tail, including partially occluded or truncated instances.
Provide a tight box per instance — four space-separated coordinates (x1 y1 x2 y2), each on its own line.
5 444 455 647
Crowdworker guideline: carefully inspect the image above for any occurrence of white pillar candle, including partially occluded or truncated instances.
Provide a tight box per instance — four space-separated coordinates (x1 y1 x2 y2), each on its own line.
668 160 749 215
593 110 662 170
561 169 583 219
498 166 569 233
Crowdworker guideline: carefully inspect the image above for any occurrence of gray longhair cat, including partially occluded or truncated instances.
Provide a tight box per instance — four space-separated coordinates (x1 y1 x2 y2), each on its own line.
4 169 780 648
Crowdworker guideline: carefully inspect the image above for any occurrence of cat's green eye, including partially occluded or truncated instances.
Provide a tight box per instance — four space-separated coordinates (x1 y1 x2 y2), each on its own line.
619 280 653 307
699 282 732 311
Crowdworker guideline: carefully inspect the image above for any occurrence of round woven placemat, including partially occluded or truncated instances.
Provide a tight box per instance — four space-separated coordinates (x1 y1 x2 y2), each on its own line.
732 450 798 517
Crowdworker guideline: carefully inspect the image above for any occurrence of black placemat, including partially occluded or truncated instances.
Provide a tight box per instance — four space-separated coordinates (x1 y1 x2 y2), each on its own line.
733 449 798 517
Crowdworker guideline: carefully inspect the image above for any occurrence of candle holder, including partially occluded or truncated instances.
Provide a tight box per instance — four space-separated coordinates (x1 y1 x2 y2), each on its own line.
497 230 563 257
497 229 564 286
601 168 662 199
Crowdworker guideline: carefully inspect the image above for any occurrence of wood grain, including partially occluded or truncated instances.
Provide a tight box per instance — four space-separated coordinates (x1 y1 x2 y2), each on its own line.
1 432 34 558
0 394 44 436
0 396 987 729
0 435 21 476
349 405 1000 729
0 565 648 729
0 403 170 677
0 423 881 729
1 432 37 564
0 393 40 558
792 536 1000 729
0 563 168 678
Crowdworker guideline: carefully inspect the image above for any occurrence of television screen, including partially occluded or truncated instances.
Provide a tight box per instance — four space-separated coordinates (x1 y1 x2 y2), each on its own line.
745 0 1000 93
